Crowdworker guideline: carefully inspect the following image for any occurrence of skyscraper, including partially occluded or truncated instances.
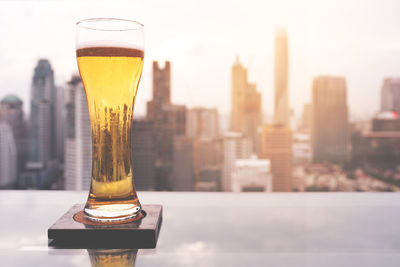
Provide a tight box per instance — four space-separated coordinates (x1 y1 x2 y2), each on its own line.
381 78 400 113
29 59 57 163
274 28 289 125
312 76 348 163
258 28 292 192
230 58 262 152
27 59 63 188
261 124 292 192
0 95 28 176
147 61 171 121
231 57 248 132
0 123 17 188
64 76 92 190
146 61 188 190
242 83 262 154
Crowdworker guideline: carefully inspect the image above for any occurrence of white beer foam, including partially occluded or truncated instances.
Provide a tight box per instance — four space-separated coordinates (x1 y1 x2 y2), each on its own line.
77 40 144 51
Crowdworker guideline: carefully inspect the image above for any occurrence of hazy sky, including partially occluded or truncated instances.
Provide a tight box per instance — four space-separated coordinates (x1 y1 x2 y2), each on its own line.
1 0 400 119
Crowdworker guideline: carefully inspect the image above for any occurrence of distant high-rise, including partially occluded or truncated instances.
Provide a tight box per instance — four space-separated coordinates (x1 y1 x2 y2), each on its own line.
64 76 91 190
381 78 400 113
231 57 248 132
222 132 252 191
147 61 171 121
242 83 262 154
0 123 17 188
274 28 289 125
158 104 187 175
312 76 348 163
29 59 58 163
230 58 262 151
132 118 155 190
0 95 28 175
146 61 187 190
261 124 292 192
187 107 219 140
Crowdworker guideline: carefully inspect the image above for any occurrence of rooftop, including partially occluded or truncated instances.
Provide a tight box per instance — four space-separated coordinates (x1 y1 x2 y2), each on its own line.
2 191 400 266
0 94 22 104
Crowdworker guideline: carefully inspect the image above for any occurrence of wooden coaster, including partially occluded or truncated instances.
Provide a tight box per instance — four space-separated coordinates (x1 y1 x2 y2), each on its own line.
48 204 162 249
73 210 144 226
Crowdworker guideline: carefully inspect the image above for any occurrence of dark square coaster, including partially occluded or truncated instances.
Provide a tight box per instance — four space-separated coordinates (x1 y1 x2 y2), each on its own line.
48 204 162 249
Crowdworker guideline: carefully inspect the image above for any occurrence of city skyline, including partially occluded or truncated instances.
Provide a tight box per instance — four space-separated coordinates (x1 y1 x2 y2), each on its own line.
2 0 400 119
1 55 400 192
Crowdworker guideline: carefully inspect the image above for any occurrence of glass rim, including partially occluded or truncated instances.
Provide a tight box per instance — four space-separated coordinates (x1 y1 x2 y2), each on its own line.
76 18 144 32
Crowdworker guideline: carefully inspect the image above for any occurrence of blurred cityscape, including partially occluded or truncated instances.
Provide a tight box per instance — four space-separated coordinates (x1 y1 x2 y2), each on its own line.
1 28 400 192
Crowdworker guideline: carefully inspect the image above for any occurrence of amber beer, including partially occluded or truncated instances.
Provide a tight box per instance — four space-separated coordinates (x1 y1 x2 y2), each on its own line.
77 46 144 221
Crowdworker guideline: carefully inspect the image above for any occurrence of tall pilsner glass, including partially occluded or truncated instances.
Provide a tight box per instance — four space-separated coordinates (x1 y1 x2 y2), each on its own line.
76 18 144 222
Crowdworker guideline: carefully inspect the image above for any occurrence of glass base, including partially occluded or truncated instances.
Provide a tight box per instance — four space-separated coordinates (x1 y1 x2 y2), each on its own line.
84 202 142 222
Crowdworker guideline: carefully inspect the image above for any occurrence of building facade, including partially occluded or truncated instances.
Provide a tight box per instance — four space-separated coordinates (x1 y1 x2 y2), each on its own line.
187 107 219 140
0 123 17 188
352 111 400 168
230 58 262 153
381 78 400 113
132 118 156 190
64 76 92 190
312 76 348 163
222 132 252 191
27 59 62 188
232 157 272 192
274 28 289 125
0 95 28 178
29 59 58 163
171 136 194 191
146 61 188 190
261 124 293 192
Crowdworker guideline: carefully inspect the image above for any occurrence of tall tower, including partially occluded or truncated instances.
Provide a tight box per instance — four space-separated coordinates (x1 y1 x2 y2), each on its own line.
242 83 262 154
64 76 92 190
29 59 57 163
274 28 289 125
260 28 292 192
312 76 348 163
146 61 188 190
147 61 171 120
231 57 248 132
230 58 262 152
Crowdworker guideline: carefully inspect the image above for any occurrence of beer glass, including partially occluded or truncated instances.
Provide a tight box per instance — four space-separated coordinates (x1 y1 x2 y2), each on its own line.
76 18 144 222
